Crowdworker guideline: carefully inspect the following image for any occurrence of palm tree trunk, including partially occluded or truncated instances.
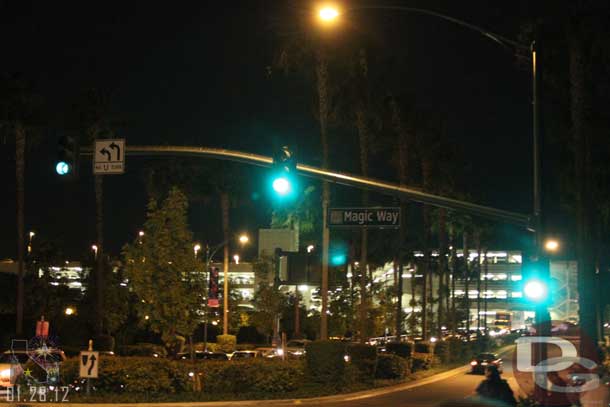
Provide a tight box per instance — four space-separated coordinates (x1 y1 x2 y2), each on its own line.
221 191 230 335
15 122 26 336
317 48 330 341
94 174 105 336
357 107 369 343
437 209 448 337
421 207 430 340
569 19 598 349
475 232 482 337
463 231 470 337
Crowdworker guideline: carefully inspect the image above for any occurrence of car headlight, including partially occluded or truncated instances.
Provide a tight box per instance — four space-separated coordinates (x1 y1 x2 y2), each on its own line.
0 369 11 378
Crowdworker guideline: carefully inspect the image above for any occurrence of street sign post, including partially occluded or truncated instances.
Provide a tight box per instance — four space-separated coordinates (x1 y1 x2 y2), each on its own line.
328 207 401 228
79 351 99 379
93 139 125 174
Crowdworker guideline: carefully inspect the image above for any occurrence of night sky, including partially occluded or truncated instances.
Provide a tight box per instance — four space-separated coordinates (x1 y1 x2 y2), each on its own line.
0 1 548 260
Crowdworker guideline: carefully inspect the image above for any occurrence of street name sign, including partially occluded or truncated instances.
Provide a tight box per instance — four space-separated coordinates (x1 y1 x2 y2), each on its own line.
79 351 99 378
328 207 401 228
94 139 125 174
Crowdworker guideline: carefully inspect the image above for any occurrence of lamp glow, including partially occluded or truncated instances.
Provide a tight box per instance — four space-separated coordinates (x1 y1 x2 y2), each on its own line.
319 6 339 21
524 280 546 300
55 161 70 175
272 177 291 195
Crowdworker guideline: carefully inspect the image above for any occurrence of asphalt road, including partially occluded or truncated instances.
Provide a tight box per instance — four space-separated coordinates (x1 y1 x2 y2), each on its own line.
290 349 521 407
294 368 517 407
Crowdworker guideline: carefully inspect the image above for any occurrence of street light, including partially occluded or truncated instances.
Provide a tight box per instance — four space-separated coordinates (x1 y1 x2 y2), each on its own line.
28 231 35 254
544 239 559 252
91 244 98 259
318 5 340 22
138 230 144 237
64 307 75 316
194 243 201 257
238 234 250 245
233 254 240 264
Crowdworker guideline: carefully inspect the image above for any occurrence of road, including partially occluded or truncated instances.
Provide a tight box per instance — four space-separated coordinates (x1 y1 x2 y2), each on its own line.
287 348 521 407
292 366 519 407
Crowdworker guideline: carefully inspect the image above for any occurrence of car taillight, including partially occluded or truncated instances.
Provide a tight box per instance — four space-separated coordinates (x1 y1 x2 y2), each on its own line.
470 361 478 366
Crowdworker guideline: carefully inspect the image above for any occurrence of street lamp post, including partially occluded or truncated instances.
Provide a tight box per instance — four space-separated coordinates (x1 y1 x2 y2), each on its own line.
202 234 250 347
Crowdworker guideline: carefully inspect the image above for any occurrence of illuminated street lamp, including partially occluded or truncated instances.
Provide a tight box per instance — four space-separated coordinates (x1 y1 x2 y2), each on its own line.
238 234 250 245
91 244 98 259
544 239 559 252
233 254 240 264
64 307 75 316
318 5 340 22
27 231 35 254
307 245 315 253
194 243 201 257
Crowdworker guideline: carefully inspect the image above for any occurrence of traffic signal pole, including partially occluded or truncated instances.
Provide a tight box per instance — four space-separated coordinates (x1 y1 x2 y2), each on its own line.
81 145 531 228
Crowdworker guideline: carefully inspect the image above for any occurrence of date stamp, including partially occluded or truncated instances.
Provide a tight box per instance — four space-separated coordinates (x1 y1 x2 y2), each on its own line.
5 385 70 403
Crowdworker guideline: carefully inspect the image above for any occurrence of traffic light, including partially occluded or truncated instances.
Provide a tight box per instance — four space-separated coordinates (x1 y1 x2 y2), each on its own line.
271 145 296 197
56 135 78 176
522 256 551 304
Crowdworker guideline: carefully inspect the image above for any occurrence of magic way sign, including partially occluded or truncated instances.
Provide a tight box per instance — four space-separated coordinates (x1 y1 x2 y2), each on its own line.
328 207 401 228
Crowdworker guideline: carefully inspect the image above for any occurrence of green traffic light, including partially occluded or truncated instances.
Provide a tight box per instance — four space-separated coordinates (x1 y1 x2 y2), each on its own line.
272 177 291 195
56 161 70 175
524 279 548 302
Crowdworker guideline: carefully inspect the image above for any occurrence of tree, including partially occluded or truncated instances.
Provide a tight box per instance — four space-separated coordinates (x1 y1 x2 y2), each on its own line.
0 73 43 335
122 187 204 346
251 283 288 342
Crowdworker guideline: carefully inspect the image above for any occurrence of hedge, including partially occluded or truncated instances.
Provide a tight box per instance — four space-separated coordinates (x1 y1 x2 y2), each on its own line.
414 342 431 353
60 357 304 395
433 341 450 364
305 340 346 385
375 354 409 380
346 343 377 383
118 343 168 358
385 342 412 358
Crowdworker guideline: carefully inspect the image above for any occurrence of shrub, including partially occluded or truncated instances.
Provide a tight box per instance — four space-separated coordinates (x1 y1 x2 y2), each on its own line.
119 343 168 358
95 335 115 352
201 359 304 394
385 342 412 358
61 357 304 396
433 341 450 364
414 342 430 353
305 340 346 385
375 354 409 379
216 335 237 353
61 357 181 394
413 352 440 372
346 343 377 383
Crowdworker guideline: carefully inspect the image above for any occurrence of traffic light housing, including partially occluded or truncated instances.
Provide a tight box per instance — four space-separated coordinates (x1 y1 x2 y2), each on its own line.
271 145 297 198
56 135 78 177
521 255 551 305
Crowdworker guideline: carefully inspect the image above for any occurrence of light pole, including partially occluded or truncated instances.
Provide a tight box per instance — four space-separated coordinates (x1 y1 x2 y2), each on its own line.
203 233 250 344
27 231 35 254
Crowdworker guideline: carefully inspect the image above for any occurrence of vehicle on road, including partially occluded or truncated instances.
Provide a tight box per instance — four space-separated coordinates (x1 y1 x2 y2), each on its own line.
470 353 502 374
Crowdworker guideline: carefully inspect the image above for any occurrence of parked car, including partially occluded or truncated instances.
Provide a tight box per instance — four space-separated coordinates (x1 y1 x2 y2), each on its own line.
176 351 229 361
470 353 503 374
255 347 282 359
230 350 260 360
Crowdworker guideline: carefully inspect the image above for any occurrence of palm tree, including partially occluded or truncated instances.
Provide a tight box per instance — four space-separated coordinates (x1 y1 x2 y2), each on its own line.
0 73 42 335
